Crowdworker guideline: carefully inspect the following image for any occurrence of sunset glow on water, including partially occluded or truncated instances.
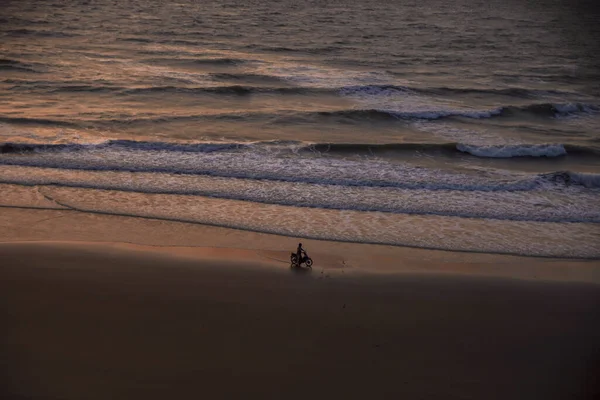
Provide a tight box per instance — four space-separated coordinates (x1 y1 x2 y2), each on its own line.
1 0 599 257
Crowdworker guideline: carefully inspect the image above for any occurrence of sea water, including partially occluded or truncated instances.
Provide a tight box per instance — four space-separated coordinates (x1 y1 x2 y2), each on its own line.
1 0 599 257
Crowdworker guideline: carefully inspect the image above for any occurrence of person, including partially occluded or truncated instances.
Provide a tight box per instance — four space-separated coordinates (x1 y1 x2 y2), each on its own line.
296 243 306 265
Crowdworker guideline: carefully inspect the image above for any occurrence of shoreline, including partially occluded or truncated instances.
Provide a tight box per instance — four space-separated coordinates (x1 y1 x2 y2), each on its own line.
1 207 600 283
1 179 599 259
4 203 600 262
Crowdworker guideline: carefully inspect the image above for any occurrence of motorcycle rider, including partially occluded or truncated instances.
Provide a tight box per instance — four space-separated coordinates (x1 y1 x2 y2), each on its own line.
296 242 306 265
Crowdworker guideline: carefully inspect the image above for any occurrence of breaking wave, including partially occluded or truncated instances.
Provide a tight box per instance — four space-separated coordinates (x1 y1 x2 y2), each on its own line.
457 143 567 158
327 102 597 121
0 140 247 154
2 139 599 159
1 139 599 189
0 59 39 73
539 171 600 189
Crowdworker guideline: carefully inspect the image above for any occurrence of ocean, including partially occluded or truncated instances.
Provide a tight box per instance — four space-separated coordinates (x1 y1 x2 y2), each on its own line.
1 0 599 258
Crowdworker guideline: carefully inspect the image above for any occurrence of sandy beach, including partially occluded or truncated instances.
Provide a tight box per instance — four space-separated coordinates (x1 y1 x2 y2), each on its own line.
1 208 599 400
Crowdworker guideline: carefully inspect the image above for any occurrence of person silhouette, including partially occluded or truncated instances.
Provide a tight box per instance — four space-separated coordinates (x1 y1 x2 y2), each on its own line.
296 242 306 265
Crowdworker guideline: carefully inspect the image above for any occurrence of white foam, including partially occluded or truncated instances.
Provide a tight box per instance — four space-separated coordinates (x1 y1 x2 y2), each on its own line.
457 143 567 158
0 143 542 191
554 103 581 114
338 82 502 120
553 102 597 115
1 164 598 223
567 171 600 188
339 85 412 96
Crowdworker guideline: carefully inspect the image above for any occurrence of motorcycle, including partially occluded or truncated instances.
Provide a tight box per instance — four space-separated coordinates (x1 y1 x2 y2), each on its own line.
290 252 313 268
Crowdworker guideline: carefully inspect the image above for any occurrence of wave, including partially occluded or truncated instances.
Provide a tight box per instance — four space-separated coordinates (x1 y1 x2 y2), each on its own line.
319 106 524 121
539 171 600 189
4 75 597 122
0 65 37 73
0 139 308 155
0 148 540 192
0 59 24 66
122 86 253 95
1 171 598 222
2 109 479 126
339 84 574 99
422 86 575 98
120 37 155 43
0 59 38 73
101 80 578 104
339 84 591 103
120 85 316 96
507 102 599 117
457 143 567 158
0 106 484 129
2 139 599 159
340 85 598 118
0 116 78 127
0 140 247 154
188 58 247 66
315 104 597 122
400 102 597 120
0 16 49 25
245 44 342 54
208 72 289 84
50 85 116 93
140 56 250 67
3 80 322 96
1 140 599 189
316 109 405 121
309 142 600 158
307 142 458 154
4 80 123 93
4 28 79 38
0 113 253 127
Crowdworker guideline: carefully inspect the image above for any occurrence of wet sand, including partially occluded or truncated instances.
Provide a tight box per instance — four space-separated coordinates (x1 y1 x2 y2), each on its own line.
1 209 599 399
